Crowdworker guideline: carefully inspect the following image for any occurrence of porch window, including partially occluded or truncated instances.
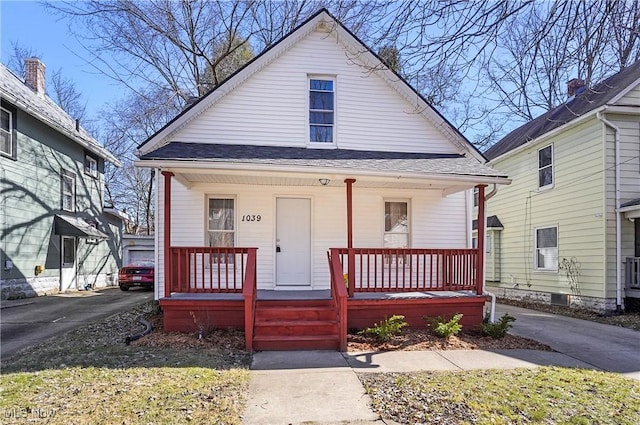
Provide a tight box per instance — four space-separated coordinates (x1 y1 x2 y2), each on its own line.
309 78 334 144
384 201 409 248
538 145 553 189
535 226 558 271
1 107 12 157
208 198 235 247
61 170 76 212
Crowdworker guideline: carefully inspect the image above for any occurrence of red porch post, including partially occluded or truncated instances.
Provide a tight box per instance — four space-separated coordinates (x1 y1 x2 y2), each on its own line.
476 184 486 295
162 171 174 298
345 178 356 297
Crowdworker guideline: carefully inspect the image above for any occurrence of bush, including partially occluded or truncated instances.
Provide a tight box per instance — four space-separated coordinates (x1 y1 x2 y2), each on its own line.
482 313 516 339
426 313 463 339
359 315 408 341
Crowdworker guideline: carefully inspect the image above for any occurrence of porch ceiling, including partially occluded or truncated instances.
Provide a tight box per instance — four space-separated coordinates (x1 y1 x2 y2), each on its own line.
176 171 466 190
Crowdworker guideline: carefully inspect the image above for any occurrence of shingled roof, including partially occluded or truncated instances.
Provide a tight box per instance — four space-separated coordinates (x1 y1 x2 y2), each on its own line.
485 60 640 161
140 142 507 178
0 63 120 165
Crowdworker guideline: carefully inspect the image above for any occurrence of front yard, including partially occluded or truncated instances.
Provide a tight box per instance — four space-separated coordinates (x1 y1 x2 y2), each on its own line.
1 301 638 424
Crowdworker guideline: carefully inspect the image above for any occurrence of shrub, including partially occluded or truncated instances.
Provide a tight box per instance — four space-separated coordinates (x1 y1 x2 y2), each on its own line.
426 313 463 339
482 313 516 339
359 315 408 341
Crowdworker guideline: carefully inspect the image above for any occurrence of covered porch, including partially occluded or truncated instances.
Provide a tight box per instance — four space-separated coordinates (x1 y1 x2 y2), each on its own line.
158 180 491 351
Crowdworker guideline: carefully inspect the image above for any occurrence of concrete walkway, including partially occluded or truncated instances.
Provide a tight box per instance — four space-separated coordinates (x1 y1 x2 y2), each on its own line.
242 304 640 424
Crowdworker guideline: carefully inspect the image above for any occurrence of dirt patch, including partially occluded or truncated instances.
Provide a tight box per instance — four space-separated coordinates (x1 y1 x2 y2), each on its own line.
347 328 553 352
135 312 552 352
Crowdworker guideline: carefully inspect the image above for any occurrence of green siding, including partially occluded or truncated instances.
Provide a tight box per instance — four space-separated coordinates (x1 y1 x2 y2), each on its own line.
488 118 608 299
1 105 120 296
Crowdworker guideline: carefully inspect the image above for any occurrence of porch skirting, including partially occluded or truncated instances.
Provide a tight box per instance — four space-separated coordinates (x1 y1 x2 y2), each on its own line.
159 291 487 339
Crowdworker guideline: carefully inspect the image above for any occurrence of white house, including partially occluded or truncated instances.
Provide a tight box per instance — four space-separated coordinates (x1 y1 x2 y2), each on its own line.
135 9 510 350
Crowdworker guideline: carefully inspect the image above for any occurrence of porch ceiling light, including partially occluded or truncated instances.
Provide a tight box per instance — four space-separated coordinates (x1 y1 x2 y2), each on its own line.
319 178 330 186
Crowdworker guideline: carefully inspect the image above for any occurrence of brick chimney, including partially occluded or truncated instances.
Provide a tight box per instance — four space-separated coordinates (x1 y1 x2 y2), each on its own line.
25 58 46 96
567 78 586 97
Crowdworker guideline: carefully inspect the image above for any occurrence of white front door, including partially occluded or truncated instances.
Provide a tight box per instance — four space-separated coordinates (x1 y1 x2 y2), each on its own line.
276 197 311 287
60 236 77 291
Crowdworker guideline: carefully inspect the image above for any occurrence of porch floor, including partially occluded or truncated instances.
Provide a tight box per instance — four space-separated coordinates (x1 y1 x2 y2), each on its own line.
164 289 479 301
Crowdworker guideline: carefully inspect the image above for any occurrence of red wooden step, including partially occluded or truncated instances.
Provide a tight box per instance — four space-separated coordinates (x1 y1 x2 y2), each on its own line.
255 306 338 322
254 320 338 336
252 334 340 351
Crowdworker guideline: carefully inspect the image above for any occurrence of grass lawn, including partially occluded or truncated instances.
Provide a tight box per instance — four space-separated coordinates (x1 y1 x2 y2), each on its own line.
360 367 640 425
0 302 251 425
2 300 639 424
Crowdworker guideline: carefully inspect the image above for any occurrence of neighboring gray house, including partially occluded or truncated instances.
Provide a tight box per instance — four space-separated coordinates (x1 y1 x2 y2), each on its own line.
484 61 640 313
1 59 123 300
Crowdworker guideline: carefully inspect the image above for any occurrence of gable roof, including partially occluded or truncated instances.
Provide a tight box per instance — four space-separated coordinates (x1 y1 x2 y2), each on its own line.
0 63 120 166
485 60 640 161
136 9 485 163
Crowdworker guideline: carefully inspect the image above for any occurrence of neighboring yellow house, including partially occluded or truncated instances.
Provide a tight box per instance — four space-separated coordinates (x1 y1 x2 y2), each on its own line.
484 62 640 313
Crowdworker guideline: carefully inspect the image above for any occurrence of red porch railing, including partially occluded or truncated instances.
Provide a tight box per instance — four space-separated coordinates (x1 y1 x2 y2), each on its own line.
333 248 480 297
242 249 258 351
168 247 257 294
328 250 348 351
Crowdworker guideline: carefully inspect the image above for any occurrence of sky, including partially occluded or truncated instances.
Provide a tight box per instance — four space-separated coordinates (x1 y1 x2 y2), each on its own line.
1 0 120 119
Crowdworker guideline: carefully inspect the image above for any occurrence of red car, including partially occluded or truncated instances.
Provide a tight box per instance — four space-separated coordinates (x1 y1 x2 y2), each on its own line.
118 260 154 291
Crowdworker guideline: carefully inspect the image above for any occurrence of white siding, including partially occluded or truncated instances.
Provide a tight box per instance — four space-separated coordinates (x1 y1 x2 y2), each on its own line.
488 118 608 299
155 179 468 296
172 29 457 154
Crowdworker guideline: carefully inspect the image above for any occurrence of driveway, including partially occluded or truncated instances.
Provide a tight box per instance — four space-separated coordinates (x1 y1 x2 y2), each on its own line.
1 287 152 360
495 303 640 380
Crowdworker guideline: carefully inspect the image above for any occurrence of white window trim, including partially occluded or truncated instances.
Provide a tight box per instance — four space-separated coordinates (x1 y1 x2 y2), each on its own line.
206 195 236 247
534 225 558 272
1 107 13 158
383 199 410 248
85 154 98 178
62 170 76 212
472 232 491 253
538 144 554 191
307 75 337 147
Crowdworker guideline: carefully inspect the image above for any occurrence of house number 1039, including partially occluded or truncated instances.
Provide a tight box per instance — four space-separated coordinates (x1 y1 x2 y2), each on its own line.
242 215 261 222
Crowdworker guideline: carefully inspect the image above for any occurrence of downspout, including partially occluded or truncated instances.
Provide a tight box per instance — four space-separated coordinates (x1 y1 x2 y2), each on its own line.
597 112 623 311
479 183 499 322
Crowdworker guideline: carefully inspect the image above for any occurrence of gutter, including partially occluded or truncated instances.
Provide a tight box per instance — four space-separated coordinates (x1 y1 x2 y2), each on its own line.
596 111 623 312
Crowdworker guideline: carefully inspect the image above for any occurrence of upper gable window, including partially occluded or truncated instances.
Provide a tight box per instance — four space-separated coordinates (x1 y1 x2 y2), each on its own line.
309 78 335 144
538 145 553 190
1 107 13 158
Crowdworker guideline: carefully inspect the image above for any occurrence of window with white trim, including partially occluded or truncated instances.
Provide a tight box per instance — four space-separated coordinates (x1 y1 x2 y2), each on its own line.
1 107 12 157
535 226 558 271
61 170 76 212
472 234 491 253
384 201 409 248
207 197 235 247
84 154 98 178
538 145 553 189
309 78 335 144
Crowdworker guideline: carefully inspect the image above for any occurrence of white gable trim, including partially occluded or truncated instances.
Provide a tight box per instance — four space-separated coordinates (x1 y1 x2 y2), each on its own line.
609 76 640 104
137 10 483 163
